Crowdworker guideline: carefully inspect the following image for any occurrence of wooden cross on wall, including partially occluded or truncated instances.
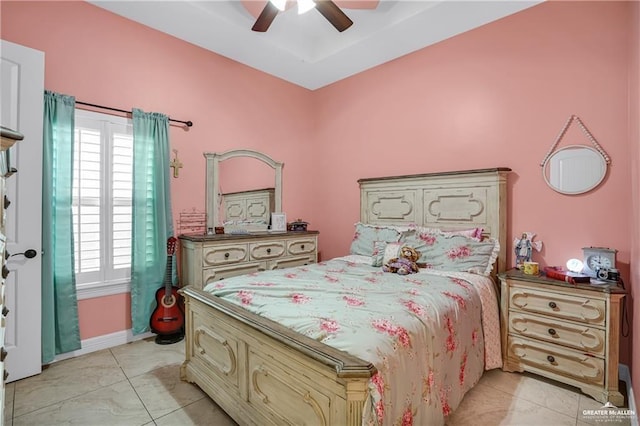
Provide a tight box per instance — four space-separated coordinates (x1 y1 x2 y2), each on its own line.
170 149 183 178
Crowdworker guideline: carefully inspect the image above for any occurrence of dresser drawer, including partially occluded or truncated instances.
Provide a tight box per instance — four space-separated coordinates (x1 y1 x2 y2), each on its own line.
508 312 605 356
203 262 264 286
287 238 316 256
509 286 605 326
270 255 315 270
507 336 604 386
250 241 285 260
203 244 248 266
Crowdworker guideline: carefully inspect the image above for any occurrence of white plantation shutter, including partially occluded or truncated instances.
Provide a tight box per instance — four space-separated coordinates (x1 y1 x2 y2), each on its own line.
73 127 102 275
73 110 133 292
112 133 132 269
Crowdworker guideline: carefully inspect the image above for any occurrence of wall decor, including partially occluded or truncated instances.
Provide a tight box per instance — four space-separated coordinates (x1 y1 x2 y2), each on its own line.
540 115 610 195
170 149 183 178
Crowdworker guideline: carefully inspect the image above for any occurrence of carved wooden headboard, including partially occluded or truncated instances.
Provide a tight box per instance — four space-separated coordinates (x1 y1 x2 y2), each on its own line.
358 168 511 273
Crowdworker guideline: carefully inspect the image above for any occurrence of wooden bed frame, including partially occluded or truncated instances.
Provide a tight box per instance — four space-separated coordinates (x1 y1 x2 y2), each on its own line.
180 168 510 426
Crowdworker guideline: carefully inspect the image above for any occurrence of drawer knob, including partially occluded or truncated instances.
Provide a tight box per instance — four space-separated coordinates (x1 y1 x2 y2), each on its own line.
547 355 555 363
301 245 305 250
548 301 557 309
548 328 557 336
224 252 230 258
266 248 271 254
0 348 6 362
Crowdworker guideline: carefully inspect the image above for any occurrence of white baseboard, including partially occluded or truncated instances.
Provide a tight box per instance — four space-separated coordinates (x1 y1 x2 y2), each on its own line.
619 364 639 426
51 329 155 363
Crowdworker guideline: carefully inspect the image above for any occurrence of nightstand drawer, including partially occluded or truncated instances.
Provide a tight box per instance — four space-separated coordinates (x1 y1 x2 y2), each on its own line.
203 244 248 266
508 312 605 356
509 287 605 326
507 336 604 386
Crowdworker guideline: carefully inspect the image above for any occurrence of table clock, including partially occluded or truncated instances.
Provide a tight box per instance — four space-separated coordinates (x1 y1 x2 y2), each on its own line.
582 246 617 279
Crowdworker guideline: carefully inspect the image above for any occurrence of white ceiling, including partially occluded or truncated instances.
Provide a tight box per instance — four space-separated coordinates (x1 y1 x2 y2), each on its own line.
90 0 540 90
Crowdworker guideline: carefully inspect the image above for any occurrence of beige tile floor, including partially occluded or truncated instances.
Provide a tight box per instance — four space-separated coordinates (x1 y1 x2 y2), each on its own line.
3 338 633 426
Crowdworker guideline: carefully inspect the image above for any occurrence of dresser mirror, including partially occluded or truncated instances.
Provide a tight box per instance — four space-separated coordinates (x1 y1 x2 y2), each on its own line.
204 149 283 230
542 145 607 195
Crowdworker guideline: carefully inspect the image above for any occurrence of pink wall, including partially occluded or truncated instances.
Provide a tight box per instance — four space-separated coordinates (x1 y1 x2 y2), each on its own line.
629 0 640 411
77 294 130 340
1 1 637 376
312 1 635 366
0 1 317 337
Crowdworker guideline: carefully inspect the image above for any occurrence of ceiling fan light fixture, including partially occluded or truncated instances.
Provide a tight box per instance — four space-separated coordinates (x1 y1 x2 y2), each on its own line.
297 0 316 15
269 0 287 12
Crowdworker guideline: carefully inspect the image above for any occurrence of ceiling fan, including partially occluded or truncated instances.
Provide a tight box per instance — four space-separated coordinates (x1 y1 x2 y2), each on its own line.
252 0 353 33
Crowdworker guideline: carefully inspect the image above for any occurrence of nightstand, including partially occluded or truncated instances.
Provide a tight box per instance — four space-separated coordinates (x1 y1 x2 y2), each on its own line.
498 269 626 405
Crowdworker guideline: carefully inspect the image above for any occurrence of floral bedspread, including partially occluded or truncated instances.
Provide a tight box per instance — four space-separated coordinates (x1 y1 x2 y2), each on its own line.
203 256 501 426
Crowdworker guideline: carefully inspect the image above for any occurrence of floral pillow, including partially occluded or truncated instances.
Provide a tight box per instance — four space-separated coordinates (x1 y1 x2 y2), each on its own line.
350 223 401 257
400 230 499 275
419 226 483 241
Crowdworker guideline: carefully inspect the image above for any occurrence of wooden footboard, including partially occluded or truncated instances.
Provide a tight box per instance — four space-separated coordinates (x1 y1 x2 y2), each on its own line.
180 286 376 426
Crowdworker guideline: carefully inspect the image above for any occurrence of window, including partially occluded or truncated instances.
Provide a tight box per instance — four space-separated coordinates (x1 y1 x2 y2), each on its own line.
73 110 133 299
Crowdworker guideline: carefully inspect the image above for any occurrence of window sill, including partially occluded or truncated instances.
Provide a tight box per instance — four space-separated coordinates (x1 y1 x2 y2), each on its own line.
77 279 130 300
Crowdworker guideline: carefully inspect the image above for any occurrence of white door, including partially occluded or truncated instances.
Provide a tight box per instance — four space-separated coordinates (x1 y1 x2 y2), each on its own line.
1 40 44 382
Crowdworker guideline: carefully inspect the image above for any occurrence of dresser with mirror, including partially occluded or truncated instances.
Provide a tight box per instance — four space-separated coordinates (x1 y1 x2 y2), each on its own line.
178 149 318 290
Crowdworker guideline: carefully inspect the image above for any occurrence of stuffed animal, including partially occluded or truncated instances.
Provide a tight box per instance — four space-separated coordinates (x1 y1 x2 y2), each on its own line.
382 246 420 275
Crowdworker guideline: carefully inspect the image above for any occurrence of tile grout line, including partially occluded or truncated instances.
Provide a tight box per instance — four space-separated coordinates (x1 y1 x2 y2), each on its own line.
108 343 204 424
477 374 582 421
10 346 148 423
109 346 156 425
7 383 15 425
10 376 133 421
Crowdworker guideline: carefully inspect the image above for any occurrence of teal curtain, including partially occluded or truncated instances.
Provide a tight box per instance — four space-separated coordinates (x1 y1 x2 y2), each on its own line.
131 109 173 334
41 91 81 363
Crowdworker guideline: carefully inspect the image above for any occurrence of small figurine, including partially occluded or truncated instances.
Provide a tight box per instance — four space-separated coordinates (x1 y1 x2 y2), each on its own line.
514 232 543 269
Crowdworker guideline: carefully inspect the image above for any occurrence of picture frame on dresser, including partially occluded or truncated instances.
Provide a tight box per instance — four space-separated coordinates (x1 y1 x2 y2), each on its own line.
270 213 286 232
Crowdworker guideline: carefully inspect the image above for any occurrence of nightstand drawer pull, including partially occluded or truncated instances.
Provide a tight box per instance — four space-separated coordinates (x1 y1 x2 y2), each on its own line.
548 301 557 309
301 244 305 250
548 328 557 336
266 248 271 254
224 252 230 258
547 355 555 363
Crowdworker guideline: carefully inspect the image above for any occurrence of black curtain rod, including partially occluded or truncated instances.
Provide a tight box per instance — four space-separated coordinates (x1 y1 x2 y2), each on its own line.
76 101 193 127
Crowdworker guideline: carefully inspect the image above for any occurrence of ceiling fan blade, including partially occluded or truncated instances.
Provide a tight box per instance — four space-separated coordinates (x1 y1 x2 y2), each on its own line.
315 0 353 32
252 2 279 32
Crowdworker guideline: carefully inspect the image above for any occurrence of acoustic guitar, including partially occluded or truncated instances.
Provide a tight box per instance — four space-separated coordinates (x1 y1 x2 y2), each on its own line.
150 236 184 343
